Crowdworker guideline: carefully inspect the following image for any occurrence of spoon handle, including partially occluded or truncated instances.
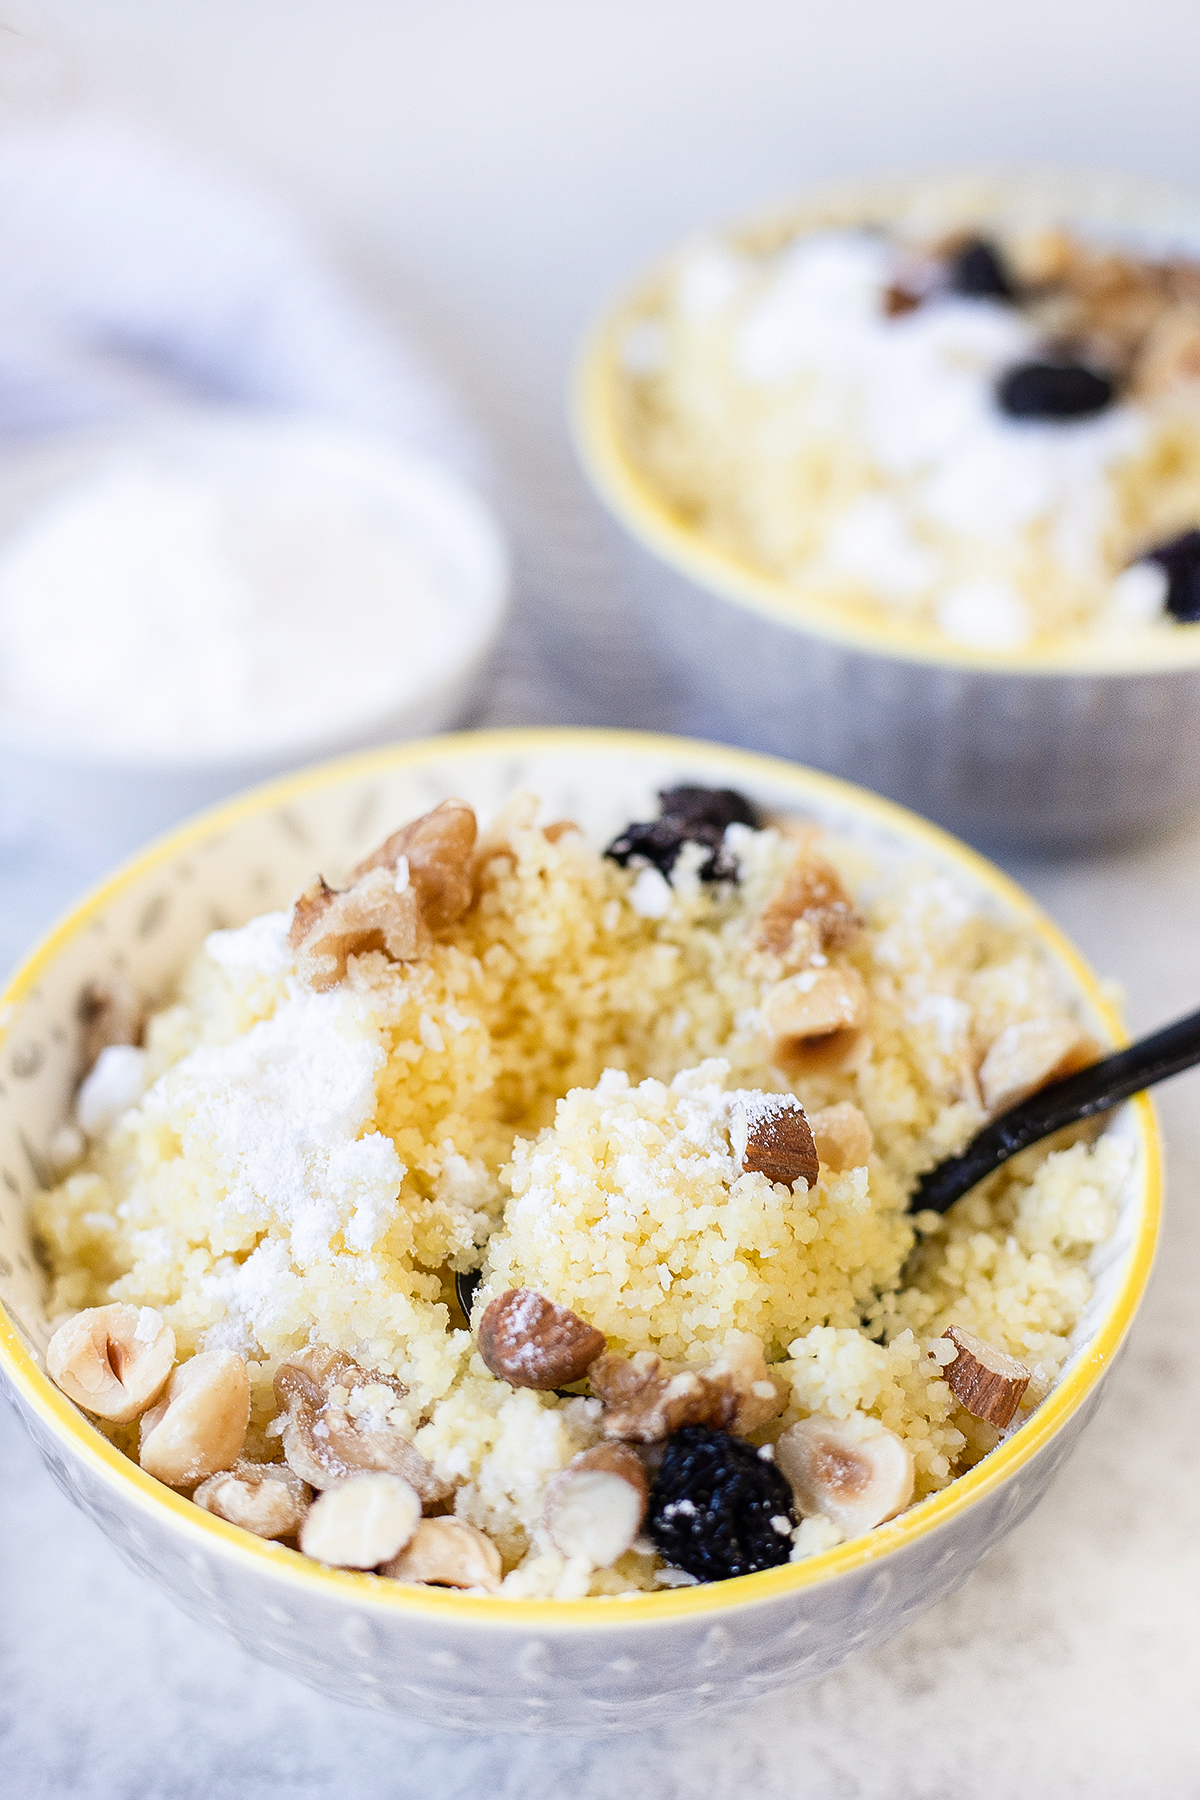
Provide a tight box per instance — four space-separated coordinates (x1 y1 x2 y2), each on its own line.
910 1005 1200 1215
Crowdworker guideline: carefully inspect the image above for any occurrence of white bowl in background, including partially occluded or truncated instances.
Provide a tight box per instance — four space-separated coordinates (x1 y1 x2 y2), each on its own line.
0 410 509 857
574 169 1200 852
0 728 1159 1734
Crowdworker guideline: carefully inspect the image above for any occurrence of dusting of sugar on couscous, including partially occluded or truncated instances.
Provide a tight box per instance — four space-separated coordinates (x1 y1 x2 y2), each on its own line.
34 791 1130 1595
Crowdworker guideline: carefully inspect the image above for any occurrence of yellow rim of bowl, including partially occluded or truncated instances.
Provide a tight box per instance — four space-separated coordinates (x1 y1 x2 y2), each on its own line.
0 727 1161 1629
571 175 1200 680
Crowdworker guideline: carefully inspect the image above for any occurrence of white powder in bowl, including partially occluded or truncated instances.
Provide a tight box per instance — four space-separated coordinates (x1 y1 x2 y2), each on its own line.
0 454 456 757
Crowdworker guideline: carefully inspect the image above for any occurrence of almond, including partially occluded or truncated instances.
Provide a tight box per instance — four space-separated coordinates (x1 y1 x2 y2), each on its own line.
734 1093 819 1189
937 1325 1031 1428
476 1288 606 1390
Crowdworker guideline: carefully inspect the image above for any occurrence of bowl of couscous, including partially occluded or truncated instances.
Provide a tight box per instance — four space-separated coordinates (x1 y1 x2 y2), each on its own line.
0 729 1159 1733
575 169 1200 850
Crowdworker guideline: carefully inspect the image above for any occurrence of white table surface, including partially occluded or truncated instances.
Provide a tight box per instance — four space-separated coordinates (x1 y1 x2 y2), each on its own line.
4 5 1200 1795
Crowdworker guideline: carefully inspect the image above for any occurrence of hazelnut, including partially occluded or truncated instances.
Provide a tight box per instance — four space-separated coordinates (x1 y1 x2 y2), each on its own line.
978 1018 1099 1117
761 966 868 1076
476 1289 606 1390
775 1414 914 1538
809 1102 873 1172
139 1350 250 1489
193 1458 311 1539
381 1516 503 1591
299 1473 421 1569
47 1304 175 1424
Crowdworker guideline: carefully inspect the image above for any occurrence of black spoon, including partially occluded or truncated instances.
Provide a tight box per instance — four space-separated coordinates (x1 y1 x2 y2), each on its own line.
910 1006 1200 1215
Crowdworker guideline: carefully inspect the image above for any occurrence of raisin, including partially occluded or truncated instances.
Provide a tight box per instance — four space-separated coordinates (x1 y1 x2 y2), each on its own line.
605 816 729 881
647 1425 796 1582
948 237 1014 300
657 785 762 832
996 361 1115 419
1143 528 1200 622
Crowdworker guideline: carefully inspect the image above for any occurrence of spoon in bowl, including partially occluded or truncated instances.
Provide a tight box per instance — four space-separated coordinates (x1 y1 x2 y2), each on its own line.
909 1005 1200 1214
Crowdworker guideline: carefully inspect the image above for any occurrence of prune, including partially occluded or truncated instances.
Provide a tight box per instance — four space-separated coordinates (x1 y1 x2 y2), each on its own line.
948 237 1013 300
604 816 731 881
1143 528 1200 622
997 361 1115 419
647 1425 797 1582
657 785 762 832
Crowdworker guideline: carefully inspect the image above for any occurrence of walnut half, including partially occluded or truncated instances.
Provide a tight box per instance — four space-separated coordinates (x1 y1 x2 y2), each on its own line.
273 1345 450 1506
591 1333 785 1443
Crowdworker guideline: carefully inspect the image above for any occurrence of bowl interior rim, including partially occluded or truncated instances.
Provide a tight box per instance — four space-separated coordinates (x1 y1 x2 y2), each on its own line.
573 163 1200 679
0 725 1162 1627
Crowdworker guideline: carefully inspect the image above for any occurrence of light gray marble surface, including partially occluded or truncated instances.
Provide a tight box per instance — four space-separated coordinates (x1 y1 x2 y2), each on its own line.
5 4 1200 1792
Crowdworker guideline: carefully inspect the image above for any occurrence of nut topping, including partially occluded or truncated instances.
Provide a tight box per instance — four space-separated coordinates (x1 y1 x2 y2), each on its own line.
381 1516 503 1591
273 1345 449 1504
288 867 430 992
733 1093 819 1190
349 798 477 930
299 1472 421 1568
78 975 145 1078
47 1303 176 1424
542 1443 648 1569
139 1350 250 1489
775 1414 914 1537
809 1102 874 1172
476 1289 606 1390
193 1457 311 1539
978 1018 1099 1117
936 1326 1031 1428
591 1333 784 1443
752 842 862 973
760 966 868 1076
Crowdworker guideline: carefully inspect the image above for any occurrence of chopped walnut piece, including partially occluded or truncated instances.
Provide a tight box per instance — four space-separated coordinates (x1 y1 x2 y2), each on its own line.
751 841 862 974
761 966 868 1076
47 1303 175 1424
937 1326 1031 1428
193 1458 311 1539
273 1345 450 1505
477 1288 606 1390
733 1094 819 1189
139 1350 250 1489
543 1443 648 1569
349 798 477 930
592 1333 784 1443
809 1102 873 1172
978 1018 1099 1117
78 976 145 1078
288 865 430 991
381 1516 503 1591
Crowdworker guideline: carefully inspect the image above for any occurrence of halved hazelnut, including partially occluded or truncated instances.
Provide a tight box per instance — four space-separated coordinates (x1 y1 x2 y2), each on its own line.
775 1414 914 1538
809 1102 874 1172
476 1289 606 1390
47 1303 175 1424
937 1326 1031 1428
193 1457 311 1539
761 967 868 1076
543 1443 648 1569
273 1345 449 1505
139 1350 250 1489
349 798 477 930
978 1018 1099 1117
299 1472 421 1568
381 1516 503 1591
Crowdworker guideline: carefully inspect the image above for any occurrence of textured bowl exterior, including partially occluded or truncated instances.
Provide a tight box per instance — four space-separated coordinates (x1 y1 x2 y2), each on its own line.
610 528 1200 852
0 729 1159 1733
576 167 1200 852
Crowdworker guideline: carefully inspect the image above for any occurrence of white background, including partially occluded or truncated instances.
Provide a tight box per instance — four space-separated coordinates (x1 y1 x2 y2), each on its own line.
3 6 1200 1797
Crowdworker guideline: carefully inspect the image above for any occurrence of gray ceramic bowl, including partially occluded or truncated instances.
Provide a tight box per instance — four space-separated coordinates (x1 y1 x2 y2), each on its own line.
574 170 1200 851
0 729 1159 1733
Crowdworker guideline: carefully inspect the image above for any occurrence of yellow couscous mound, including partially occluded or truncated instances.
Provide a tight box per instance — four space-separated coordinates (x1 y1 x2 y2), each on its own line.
34 798 1128 1594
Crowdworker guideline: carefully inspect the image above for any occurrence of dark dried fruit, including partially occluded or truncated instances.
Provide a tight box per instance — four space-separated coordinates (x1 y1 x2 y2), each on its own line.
948 237 1013 300
656 786 761 832
605 784 758 883
996 361 1115 419
647 1425 796 1582
1142 528 1200 622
